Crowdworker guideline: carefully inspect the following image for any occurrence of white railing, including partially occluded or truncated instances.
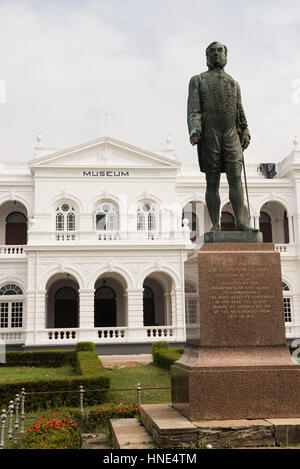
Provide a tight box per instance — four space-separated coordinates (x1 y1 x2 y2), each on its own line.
285 323 300 339
48 329 77 341
0 246 25 256
275 244 297 256
0 330 25 343
33 229 191 244
26 326 184 345
97 327 127 341
96 230 189 241
145 326 175 339
55 231 78 242
178 163 263 178
97 230 120 241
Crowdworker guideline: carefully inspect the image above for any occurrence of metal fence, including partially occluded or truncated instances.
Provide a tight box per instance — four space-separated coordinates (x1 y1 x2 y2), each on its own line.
0 388 25 449
0 383 171 449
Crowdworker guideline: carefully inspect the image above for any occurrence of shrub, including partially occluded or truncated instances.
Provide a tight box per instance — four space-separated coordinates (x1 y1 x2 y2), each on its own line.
0 350 76 368
152 341 169 365
21 411 81 449
152 342 183 369
75 342 95 352
20 402 140 449
70 402 140 432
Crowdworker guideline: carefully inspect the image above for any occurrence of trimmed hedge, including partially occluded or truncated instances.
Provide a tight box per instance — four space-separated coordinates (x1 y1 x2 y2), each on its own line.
152 342 183 369
75 342 95 352
0 350 76 368
0 348 110 411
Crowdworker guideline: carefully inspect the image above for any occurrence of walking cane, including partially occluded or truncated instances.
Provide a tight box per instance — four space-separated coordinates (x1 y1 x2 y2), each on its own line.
242 152 251 221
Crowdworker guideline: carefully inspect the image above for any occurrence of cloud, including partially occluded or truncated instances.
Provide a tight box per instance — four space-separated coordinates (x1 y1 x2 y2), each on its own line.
0 0 298 164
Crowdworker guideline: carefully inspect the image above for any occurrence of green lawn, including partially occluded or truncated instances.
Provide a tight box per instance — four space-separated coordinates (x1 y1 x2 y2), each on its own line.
108 363 171 404
0 366 75 382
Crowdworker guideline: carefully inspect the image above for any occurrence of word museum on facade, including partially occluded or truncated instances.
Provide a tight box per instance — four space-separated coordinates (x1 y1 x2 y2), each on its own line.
0 134 299 349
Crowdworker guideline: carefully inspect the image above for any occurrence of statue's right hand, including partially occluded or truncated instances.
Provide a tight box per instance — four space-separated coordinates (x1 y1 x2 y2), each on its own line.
190 132 201 146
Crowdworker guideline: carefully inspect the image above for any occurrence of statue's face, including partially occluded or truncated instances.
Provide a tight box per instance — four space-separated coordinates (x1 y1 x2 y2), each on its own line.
206 43 227 70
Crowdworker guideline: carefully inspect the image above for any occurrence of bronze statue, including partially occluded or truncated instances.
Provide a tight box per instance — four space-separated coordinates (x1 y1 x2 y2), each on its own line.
188 41 255 232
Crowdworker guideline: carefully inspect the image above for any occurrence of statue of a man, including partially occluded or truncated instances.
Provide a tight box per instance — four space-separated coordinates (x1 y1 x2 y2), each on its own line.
188 41 254 232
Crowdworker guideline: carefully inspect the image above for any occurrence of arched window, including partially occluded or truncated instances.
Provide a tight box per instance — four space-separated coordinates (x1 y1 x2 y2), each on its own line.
221 211 235 231
282 282 292 323
94 286 117 327
0 283 24 329
0 284 23 296
259 211 272 242
96 202 118 231
56 203 76 232
5 212 27 245
143 286 155 326
54 286 78 328
137 203 157 239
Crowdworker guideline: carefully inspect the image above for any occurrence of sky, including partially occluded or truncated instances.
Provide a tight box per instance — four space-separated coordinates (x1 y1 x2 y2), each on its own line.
0 0 299 164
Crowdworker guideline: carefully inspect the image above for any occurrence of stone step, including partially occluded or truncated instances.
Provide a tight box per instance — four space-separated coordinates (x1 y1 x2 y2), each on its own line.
110 418 156 449
140 404 300 449
140 404 198 447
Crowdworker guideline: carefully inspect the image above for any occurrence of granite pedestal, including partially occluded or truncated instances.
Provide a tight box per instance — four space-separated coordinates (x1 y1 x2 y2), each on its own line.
171 240 300 421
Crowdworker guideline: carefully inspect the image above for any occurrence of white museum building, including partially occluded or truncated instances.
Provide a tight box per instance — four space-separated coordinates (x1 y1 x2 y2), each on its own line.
0 133 300 350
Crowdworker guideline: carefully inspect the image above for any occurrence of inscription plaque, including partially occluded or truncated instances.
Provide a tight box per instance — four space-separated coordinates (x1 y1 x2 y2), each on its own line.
188 243 286 347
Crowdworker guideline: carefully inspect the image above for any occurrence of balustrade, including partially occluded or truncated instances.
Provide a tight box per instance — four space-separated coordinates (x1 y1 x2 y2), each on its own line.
48 330 77 340
0 331 24 343
97 230 120 240
146 327 174 338
97 327 127 340
55 232 77 241
0 246 25 256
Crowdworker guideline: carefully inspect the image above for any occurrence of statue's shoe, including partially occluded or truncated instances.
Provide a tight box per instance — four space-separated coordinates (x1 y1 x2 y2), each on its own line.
235 223 259 232
210 224 221 232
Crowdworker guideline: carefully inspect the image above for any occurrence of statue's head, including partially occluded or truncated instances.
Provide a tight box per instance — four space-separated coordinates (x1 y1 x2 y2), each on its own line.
206 42 227 70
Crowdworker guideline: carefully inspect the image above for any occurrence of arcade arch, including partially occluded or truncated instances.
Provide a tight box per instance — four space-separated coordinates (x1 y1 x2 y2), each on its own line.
94 273 127 327
259 201 289 243
46 273 79 328
0 201 28 245
142 271 173 326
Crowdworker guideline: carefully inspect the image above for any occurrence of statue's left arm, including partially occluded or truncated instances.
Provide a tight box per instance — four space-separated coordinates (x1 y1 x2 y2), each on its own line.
236 83 250 150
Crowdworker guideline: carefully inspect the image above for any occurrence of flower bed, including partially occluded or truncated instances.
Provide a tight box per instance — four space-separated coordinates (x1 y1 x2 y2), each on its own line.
21 411 81 449
71 402 140 430
20 402 140 449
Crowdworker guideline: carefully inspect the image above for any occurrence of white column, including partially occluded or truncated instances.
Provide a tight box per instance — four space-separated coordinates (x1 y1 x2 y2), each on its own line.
161 208 171 239
79 289 94 329
127 288 144 341
36 290 47 330
251 214 259 230
25 290 46 346
164 292 172 325
288 215 295 243
196 202 205 240
24 291 36 345
127 213 136 240
173 287 185 341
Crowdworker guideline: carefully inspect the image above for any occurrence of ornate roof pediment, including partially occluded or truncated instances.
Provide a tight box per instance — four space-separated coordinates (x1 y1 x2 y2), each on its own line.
29 136 180 170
